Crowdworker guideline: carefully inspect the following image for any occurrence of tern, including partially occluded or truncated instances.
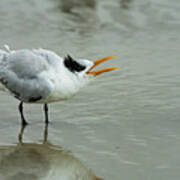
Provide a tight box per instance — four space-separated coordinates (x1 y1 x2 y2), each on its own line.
0 45 118 126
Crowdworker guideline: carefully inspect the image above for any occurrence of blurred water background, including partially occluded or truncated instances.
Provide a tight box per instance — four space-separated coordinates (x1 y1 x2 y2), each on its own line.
0 0 180 179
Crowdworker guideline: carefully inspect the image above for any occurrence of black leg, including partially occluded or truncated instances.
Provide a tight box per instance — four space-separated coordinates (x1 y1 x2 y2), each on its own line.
18 102 28 126
44 103 49 124
43 123 48 144
18 123 27 144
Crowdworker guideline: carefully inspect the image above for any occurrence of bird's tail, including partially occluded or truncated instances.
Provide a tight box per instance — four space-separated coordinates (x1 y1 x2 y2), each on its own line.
0 49 7 69
0 45 9 60
0 44 12 55
0 45 10 91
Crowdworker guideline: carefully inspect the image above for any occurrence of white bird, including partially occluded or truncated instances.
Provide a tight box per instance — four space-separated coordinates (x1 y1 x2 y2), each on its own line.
0 45 118 126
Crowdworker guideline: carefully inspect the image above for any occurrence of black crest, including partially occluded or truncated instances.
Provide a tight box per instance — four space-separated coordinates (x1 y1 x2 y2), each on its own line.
64 55 86 73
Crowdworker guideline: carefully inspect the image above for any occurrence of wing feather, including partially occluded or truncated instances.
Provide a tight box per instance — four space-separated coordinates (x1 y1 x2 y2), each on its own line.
0 50 53 102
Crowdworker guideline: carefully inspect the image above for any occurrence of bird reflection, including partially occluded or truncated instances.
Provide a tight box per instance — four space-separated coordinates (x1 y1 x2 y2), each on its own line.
0 124 102 180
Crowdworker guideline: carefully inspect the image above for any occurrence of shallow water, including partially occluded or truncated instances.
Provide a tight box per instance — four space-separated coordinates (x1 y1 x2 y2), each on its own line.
0 0 180 179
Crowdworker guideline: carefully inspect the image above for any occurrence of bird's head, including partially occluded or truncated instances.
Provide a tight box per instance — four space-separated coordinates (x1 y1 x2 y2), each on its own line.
60 55 118 97
64 55 118 82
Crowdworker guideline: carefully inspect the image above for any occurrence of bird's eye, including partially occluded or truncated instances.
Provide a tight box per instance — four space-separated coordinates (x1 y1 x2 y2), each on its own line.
64 55 86 73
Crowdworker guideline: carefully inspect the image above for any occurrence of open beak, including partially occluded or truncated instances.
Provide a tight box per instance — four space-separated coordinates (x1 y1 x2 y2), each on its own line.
86 56 119 76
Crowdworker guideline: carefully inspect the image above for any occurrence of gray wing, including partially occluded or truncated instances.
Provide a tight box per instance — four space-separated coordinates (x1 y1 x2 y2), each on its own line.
0 50 53 102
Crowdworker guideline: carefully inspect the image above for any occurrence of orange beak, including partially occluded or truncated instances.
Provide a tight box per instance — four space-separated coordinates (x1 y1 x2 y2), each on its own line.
86 56 119 76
